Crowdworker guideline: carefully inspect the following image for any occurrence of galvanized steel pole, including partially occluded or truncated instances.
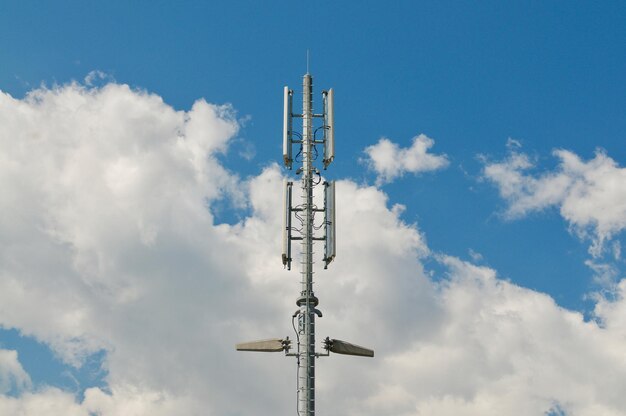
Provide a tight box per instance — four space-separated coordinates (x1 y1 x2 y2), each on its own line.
297 72 316 416
236 69 373 416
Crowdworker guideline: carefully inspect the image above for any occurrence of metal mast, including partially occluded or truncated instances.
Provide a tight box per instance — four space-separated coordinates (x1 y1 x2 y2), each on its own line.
236 70 373 416
298 72 316 415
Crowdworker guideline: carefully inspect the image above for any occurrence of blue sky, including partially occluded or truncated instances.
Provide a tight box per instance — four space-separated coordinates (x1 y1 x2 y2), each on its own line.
1 1 626 415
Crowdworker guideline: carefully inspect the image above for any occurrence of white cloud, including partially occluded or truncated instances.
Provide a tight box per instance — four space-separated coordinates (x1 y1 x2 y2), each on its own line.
468 248 484 262
0 81 250 413
363 134 449 184
585 260 621 287
0 350 31 394
359 256 626 416
1 82 626 415
0 388 87 416
83 70 112 87
483 146 626 257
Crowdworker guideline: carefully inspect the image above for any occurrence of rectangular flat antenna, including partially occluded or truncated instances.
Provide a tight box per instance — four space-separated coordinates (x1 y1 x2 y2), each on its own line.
236 338 291 352
324 181 336 268
323 88 334 168
324 338 374 357
283 87 293 168
282 180 293 269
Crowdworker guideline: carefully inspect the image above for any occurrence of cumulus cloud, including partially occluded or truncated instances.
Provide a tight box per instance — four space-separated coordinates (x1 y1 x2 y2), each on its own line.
0 81 251 413
1 82 626 416
378 256 626 416
0 388 86 416
483 145 626 257
363 134 449 184
0 350 31 394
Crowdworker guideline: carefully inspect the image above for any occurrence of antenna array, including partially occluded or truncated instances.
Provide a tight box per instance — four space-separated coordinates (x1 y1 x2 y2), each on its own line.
237 72 373 416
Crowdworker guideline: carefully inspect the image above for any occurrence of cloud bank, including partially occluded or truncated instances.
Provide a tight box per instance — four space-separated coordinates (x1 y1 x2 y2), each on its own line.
0 83 625 415
482 144 626 258
363 134 449 184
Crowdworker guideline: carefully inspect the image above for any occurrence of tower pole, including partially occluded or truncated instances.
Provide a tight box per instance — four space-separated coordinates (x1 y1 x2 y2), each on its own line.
236 69 373 416
298 72 316 416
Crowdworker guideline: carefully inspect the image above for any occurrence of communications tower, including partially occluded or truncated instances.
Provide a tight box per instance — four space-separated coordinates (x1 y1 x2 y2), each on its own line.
236 71 374 416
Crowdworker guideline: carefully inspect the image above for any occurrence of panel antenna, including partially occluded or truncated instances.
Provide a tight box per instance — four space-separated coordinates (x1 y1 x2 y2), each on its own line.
283 86 294 169
323 88 334 168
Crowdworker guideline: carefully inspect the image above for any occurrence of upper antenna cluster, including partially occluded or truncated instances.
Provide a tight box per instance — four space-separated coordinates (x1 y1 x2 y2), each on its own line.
282 86 334 170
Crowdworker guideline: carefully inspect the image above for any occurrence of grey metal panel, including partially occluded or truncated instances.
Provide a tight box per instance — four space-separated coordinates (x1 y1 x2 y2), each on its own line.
330 181 335 259
323 88 334 168
283 87 293 168
329 339 374 357
282 180 292 269
236 338 285 352
324 181 336 266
